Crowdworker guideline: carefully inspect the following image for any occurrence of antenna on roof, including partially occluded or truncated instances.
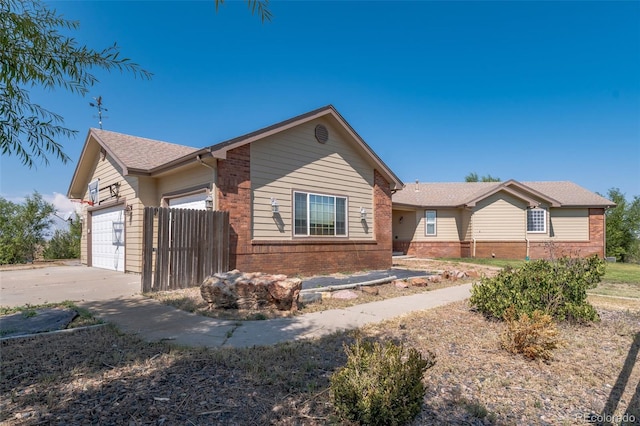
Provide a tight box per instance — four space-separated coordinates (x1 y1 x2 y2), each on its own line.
89 96 109 129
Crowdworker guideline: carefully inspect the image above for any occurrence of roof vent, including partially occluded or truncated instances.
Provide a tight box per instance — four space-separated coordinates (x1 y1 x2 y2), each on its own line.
315 124 329 144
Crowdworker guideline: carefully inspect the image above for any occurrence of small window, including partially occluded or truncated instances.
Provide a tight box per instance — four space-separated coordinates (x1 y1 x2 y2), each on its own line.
425 210 436 236
294 192 347 236
527 208 546 233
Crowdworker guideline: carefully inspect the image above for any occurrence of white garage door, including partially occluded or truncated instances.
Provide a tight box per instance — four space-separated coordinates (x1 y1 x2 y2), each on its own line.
168 193 207 210
91 205 125 272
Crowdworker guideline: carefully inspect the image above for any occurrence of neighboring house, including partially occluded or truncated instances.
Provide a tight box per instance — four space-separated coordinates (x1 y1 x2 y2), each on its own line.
392 180 615 260
67 105 403 275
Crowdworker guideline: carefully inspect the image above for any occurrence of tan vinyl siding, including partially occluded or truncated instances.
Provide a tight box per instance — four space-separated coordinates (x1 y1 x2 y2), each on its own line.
462 210 473 240
156 163 215 205
472 192 528 240
251 118 374 240
392 210 418 240
549 208 589 240
83 155 142 273
412 209 461 241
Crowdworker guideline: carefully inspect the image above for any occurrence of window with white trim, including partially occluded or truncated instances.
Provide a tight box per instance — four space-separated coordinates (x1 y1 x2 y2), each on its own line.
294 192 347 236
425 210 436 236
527 208 546 233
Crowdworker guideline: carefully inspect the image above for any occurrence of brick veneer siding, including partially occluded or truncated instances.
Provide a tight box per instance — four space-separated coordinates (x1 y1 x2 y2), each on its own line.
393 241 464 258
393 209 606 260
216 144 252 270
218 146 393 275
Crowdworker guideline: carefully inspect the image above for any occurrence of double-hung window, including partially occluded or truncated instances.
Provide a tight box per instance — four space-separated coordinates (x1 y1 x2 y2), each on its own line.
294 192 347 236
425 210 436 236
527 208 546 233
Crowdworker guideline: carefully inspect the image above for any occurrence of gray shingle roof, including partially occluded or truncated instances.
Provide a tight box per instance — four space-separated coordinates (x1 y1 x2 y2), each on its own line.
393 181 613 208
91 129 198 171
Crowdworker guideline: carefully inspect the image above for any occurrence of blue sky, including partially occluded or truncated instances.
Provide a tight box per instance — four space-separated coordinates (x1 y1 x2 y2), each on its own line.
1 0 639 216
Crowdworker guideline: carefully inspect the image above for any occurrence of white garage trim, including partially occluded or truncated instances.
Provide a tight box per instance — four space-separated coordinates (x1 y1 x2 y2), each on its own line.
90 204 125 272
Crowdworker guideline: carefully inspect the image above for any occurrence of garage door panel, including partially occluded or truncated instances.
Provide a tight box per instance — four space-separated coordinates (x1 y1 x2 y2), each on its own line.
91 205 125 272
168 193 207 210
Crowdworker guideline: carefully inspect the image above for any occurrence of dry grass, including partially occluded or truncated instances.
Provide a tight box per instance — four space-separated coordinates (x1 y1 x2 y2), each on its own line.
2 297 639 425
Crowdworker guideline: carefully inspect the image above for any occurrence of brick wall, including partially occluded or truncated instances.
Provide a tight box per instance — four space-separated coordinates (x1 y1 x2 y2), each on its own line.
216 145 252 269
373 169 392 261
393 208 606 260
394 241 463 258
218 147 393 275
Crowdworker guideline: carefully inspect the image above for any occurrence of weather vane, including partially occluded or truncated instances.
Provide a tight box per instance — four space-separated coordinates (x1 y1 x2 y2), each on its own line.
89 96 108 129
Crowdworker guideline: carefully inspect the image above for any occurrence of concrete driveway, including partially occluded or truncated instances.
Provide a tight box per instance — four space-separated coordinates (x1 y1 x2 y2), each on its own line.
0 264 141 308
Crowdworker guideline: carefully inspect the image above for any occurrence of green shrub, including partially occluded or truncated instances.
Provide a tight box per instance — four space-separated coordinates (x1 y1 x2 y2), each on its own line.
500 307 561 361
470 255 604 322
330 338 435 425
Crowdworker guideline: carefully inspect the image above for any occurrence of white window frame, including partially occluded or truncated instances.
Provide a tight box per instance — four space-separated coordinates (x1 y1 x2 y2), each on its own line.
527 208 547 233
425 210 437 236
293 191 348 237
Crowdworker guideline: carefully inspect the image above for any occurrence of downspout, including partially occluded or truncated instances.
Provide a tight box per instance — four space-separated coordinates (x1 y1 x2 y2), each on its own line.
525 238 530 260
197 154 217 210
472 238 476 258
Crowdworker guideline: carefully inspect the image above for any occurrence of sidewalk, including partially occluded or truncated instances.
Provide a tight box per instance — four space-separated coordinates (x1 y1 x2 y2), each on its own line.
78 283 473 348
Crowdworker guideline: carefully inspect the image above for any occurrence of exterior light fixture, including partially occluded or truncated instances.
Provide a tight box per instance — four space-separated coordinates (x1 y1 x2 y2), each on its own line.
271 198 279 214
205 195 214 211
360 207 367 220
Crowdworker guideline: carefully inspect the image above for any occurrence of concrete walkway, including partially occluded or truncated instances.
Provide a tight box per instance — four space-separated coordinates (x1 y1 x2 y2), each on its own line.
78 283 473 348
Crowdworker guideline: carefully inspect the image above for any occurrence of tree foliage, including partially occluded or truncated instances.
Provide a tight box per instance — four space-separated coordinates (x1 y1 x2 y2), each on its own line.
214 0 272 23
603 188 640 263
43 213 81 260
465 172 501 182
0 192 54 264
0 0 152 167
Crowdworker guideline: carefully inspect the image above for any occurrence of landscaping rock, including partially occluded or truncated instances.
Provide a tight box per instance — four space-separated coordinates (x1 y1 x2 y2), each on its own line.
408 277 428 287
299 292 323 304
359 286 380 295
201 270 302 311
394 280 409 288
331 290 359 300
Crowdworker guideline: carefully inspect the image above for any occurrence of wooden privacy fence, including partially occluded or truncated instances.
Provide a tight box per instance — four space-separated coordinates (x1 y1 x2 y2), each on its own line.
141 207 229 292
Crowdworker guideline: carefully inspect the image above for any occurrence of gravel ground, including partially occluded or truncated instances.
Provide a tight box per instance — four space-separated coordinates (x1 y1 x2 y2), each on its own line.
2 296 638 425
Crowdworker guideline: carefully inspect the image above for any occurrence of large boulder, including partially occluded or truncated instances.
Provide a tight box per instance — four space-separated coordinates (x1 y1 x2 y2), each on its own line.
201 270 302 311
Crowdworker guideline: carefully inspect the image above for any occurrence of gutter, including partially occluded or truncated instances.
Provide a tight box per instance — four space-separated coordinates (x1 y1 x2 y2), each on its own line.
197 154 217 210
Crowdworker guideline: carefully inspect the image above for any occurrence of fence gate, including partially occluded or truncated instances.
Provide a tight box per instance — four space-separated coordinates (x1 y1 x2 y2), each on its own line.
141 207 229 292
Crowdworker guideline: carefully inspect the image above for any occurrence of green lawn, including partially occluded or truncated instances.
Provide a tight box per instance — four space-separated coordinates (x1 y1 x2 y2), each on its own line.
438 258 640 298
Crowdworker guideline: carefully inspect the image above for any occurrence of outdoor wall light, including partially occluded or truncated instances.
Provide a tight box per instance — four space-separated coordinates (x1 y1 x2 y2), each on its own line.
205 195 214 211
271 198 279 214
360 207 367 220
125 204 133 214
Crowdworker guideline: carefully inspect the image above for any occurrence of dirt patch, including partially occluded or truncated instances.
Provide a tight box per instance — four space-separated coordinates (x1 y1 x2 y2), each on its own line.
2 297 638 425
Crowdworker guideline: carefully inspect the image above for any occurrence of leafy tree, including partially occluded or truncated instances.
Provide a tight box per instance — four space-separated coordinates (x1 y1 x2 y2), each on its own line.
1 0 152 168
603 188 640 263
465 172 501 182
43 213 81 260
0 192 54 264
215 0 272 22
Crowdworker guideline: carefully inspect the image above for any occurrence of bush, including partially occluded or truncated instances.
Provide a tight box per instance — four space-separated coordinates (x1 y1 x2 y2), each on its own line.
500 307 561 361
330 338 435 425
469 255 604 323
